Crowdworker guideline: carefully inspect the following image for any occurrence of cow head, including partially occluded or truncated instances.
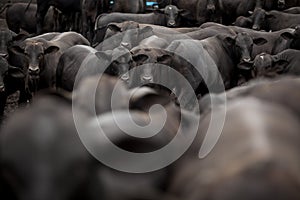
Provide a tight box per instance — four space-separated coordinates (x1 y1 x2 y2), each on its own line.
225 32 267 66
96 46 133 83
252 53 287 77
278 0 286 9
249 8 267 31
207 0 216 13
9 40 59 92
131 48 164 86
159 5 187 27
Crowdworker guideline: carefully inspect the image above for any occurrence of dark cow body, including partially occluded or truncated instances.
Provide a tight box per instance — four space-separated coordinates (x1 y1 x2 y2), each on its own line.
6 3 60 34
0 93 102 200
198 33 266 88
34 0 81 34
247 8 300 31
173 96 300 200
94 5 187 43
56 45 133 91
200 22 297 55
81 0 110 42
95 26 153 51
8 32 90 96
112 0 146 13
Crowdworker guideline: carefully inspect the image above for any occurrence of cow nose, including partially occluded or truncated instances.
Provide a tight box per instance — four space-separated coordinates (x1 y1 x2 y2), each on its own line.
168 20 176 26
121 42 130 47
29 66 40 75
252 25 259 30
0 53 7 57
142 75 153 82
243 57 251 63
207 4 216 12
121 73 129 81
0 84 5 92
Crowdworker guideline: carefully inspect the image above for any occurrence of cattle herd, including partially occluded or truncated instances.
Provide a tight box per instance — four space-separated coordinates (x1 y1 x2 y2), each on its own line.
1 0 300 199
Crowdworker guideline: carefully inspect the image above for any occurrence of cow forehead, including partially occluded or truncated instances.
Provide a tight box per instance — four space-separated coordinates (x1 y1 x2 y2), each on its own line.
25 42 45 53
165 5 178 13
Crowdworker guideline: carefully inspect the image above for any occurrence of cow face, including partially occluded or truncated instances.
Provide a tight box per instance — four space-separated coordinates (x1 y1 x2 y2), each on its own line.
226 32 267 64
96 47 133 82
278 0 286 9
251 8 266 31
11 41 59 78
161 5 182 27
207 0 216 13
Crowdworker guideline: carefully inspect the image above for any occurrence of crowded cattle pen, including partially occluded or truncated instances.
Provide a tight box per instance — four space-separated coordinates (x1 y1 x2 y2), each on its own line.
1 0 300 199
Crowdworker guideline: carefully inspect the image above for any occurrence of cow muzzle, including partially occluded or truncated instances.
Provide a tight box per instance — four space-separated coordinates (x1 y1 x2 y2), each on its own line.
142 75 153 83
252 25 260 30
0 84 5 92
167 20 176 27
120 73 130 82
207 4 216 13
242 57 251 63
29 66 40 77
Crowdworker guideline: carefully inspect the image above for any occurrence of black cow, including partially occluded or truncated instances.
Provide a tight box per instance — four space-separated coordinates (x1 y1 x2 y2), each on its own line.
199 32 266 88
248 8 300 31
252 49 300 77
200 22 297 55
95 26 153 51
6 3 60 34
81 0 110 42
8 32 90 95
56 45 133 91
0 93 103 200
31 0 81 34
173 96 300 200
112 0 146 13
94 5 189 42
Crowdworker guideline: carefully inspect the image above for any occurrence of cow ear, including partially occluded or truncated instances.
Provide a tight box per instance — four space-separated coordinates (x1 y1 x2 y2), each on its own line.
253 37 267 45
224 36 235 46
179 9 191 17
95 51 112 61
157 54 172 65
139 26 153 35
265 12 275 19
154 8 165 14
8 66 25 79
44 46 59 55
10 46 25 55
107 24 121 33
274 61 288 73
280 32 294 40
12 33 29 42
132 54 149 65
272 55 280 62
